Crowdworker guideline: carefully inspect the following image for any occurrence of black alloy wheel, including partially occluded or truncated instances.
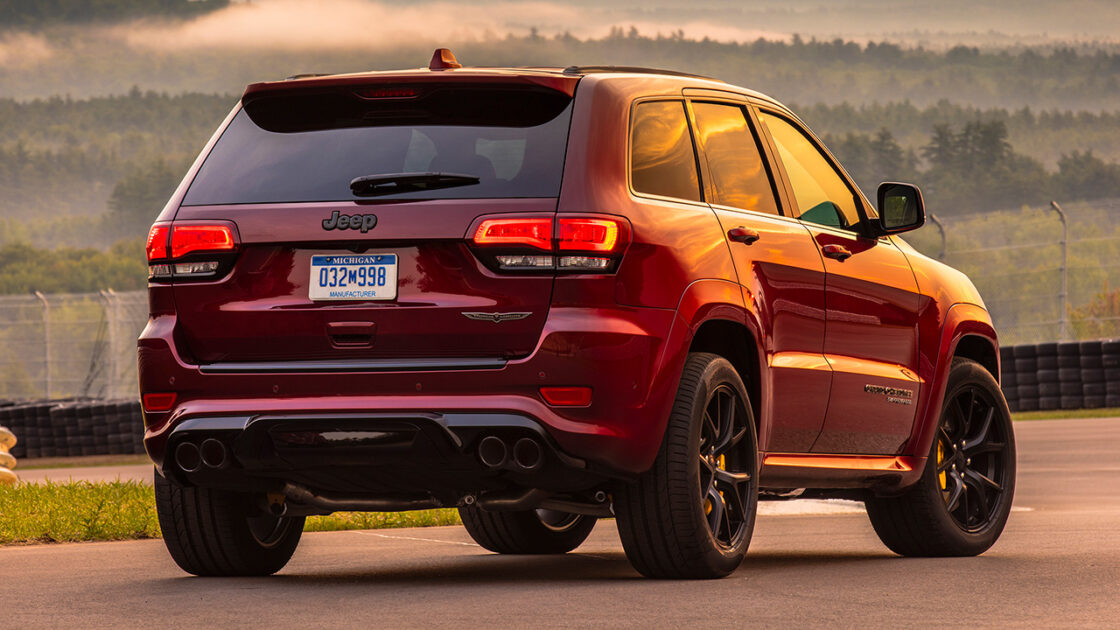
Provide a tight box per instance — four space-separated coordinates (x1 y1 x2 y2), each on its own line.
935 384 1011 533
698 384 754 550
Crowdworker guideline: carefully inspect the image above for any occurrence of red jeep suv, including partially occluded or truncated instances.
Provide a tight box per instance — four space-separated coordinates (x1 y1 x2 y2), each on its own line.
140 50 1015 579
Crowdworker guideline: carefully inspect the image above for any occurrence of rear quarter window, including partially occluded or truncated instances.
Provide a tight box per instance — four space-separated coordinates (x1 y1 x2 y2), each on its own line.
629 100 702 203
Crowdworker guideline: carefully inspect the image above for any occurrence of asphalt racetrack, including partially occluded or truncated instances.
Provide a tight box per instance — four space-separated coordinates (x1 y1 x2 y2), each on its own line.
3 417 1117 629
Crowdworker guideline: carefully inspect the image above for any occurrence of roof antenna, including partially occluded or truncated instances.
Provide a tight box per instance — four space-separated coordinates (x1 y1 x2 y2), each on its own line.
429 48 462 70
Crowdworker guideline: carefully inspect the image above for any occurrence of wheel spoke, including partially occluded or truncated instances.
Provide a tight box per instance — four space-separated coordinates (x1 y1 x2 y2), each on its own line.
706 487 725 535
937 455 954 473
957 389 976 436
715 425 746 455
968 441 1006 456
945 475 964 513
965 468 1002 492
964 407 995 451
715 468 752 485
701 411 717 449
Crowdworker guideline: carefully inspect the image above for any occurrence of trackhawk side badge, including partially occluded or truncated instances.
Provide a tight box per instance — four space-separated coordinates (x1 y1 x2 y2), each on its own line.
461 312 532 323
322 210 378 233
864 384 915 406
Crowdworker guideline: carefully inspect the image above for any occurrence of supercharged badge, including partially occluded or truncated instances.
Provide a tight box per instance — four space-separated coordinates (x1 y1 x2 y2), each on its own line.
864 384 915 405
322 210 378 233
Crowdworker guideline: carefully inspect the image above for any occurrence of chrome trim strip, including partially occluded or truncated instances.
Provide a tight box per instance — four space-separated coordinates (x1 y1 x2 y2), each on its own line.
198 357 507 374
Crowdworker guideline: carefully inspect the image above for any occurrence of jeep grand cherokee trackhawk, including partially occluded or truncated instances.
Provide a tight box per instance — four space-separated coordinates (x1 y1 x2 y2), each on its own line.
139 49 1015 579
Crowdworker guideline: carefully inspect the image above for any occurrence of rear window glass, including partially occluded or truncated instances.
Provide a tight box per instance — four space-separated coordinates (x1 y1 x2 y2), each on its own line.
629 100 702 202
182 86 573 205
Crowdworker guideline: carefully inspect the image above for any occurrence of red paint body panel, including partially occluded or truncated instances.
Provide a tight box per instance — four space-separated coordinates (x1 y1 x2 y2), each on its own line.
140 66 999 496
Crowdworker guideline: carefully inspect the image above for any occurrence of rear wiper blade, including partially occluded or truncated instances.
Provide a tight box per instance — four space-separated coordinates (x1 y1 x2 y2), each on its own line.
349 172 480 197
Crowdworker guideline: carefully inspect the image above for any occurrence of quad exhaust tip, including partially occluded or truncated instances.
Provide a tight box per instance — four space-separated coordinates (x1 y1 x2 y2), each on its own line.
174 441 202 473
477 435 545 472
512 437 543 471
477 435 508 469
174 438 230 472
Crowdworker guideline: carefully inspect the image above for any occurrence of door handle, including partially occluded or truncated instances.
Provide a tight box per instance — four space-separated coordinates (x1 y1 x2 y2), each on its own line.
822 244 852 261
727 227 761 245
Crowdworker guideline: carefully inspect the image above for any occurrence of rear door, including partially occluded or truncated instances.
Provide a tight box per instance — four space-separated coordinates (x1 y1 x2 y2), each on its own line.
688 99 831 453
168 82 575 364
756 110 922 455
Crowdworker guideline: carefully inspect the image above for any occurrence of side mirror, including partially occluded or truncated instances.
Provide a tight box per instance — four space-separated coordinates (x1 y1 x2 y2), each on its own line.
877 182 925 234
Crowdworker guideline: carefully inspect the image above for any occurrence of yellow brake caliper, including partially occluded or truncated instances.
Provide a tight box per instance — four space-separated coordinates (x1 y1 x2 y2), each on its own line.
704 455 728 515
937 440 947 491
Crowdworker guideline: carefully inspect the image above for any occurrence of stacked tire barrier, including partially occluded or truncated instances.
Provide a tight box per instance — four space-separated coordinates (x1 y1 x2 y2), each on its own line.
1000 339 1120 412
0 399 144 460
0 424 16 485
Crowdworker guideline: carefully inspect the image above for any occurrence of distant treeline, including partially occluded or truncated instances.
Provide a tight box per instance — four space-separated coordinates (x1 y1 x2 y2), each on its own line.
0 0 228 27
1 88 1120 253
825 121 1120 216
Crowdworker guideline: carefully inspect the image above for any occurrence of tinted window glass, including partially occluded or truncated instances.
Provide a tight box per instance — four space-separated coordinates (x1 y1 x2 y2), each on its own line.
759 113 863 231
691 102 779 215
630 100 702 202
182 87 573 205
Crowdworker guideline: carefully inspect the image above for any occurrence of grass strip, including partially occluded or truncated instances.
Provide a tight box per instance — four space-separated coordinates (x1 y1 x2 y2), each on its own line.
1011 407 1120 422
0 481 460 545
0 480 159 545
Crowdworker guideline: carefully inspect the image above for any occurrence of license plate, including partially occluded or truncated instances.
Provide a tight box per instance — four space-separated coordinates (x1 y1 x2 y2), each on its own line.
309 254 398 301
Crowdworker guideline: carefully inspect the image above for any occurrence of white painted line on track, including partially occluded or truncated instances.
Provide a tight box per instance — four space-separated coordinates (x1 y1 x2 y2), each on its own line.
350 531 479 547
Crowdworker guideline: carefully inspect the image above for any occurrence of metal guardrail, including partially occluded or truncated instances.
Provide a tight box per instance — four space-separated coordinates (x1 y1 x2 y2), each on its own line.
0 425 16 485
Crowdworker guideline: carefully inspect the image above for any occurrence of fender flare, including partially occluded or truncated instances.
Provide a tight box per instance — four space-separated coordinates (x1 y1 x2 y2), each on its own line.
905 302 999 461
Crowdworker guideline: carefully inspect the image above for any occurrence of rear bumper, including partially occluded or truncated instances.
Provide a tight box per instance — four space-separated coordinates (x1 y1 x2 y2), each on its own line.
138 305 686 487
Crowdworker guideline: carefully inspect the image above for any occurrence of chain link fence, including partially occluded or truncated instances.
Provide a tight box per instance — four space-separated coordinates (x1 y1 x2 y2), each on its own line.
904 197 1120 346
0 290 147 401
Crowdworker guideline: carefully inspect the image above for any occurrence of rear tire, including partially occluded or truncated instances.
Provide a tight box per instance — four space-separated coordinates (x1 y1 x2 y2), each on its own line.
614 352 759 579
154 471 304 576
865 358 1016 556
459 505 595 554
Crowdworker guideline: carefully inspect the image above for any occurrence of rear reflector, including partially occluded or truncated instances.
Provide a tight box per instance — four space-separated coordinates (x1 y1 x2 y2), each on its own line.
146 224 170 261
539 386 592 407
170 224 236 259
142 392 177 412
473 218 552 250
558 218 620 252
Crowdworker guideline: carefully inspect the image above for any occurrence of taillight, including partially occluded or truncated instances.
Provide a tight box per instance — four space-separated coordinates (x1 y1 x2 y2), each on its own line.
170 225 236 259
147 222 238 282
146 224 170 261
558 218 619 252
469 215 628 273
473 218 552 250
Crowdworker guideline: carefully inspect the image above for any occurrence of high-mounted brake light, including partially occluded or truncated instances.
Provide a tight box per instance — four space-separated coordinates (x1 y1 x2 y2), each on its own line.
146 224 170 261
558 218 620 252
169 224 236 259
473 218 552 250
356 87 420 100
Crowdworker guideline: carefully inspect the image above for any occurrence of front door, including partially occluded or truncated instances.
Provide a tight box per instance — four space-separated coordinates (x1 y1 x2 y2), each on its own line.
757 110 922 455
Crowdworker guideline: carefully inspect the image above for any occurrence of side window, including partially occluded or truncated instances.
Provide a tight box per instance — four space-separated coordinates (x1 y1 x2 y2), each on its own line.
630 100 702 202
691 102 779 215
758 112 862 231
